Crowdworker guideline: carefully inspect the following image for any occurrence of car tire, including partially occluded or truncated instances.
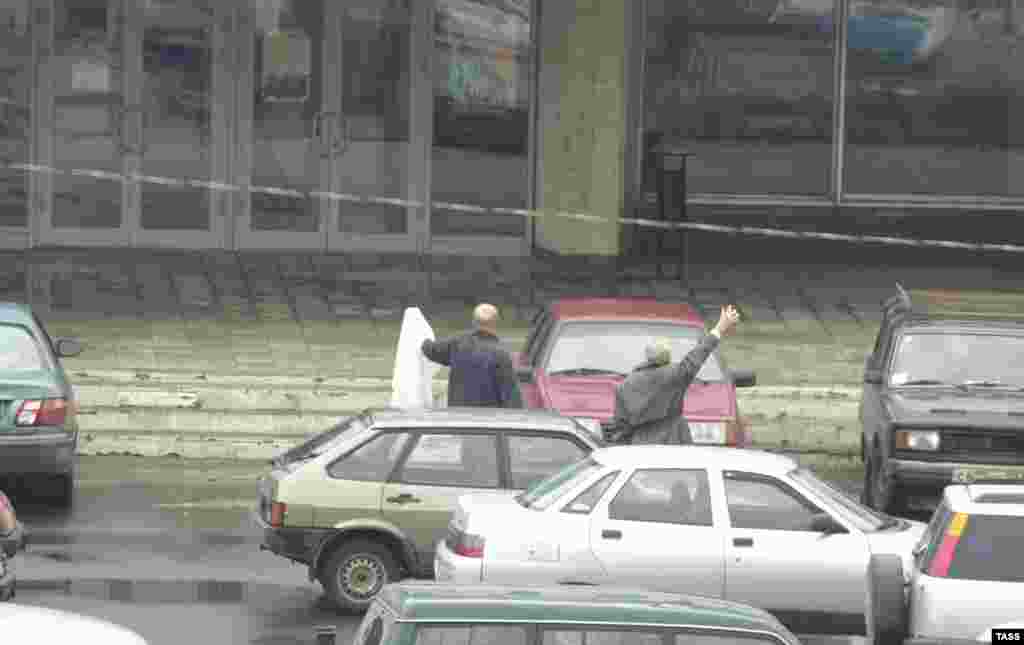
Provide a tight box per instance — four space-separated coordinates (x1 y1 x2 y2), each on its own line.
320 539 401 613
865 554 908 645
871 447 905 515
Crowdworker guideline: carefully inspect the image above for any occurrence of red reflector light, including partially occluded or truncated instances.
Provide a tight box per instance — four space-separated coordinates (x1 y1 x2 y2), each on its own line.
16 399 70 427
270 502 287 528
450 529 485 558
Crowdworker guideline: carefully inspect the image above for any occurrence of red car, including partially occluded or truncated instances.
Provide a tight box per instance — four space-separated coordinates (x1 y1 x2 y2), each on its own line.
512 298 756 446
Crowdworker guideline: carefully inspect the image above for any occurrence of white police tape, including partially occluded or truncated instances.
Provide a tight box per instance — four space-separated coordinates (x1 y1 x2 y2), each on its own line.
5 160 1024 253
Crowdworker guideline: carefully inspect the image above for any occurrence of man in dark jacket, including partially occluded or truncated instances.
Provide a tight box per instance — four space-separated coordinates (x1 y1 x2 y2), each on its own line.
611 305 741 445
422 303 524 408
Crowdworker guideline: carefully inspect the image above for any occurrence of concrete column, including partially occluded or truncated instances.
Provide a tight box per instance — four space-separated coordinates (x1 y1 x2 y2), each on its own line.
534 0 629 256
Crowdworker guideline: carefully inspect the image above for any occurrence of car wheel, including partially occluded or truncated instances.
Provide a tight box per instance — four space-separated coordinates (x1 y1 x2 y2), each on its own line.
320 539 401 613
871 448 904 515
865 554 908 645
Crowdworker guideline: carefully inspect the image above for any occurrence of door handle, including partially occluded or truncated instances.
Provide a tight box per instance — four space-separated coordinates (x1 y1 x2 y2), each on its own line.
601 529 622 540
386 493 421 504
733 537 754 547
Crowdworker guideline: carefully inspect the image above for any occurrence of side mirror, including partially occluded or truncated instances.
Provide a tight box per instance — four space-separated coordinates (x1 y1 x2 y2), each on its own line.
864 368 883 385
55 338 82 358
516 367 534 384
732 369 756 388
810 512 846 535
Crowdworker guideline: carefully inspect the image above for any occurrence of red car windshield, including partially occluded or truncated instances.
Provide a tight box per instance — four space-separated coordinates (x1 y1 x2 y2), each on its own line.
544 321 725 380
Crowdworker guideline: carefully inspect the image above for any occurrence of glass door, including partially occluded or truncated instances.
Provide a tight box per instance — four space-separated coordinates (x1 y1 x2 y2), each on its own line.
128 0 228 248
37 0 133 246
325 0 420 254
427 0 534 256
233 0 332 250
0 0 32 245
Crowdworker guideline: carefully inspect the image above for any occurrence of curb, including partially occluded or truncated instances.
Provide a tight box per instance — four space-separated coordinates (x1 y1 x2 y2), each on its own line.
25 526 259 548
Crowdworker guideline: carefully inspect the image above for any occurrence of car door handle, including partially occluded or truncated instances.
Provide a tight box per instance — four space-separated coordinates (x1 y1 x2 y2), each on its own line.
733 537 754 547
601 529 622 540
386 493 421 504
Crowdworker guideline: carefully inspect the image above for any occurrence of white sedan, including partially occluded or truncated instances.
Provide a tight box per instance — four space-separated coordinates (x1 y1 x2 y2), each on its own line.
0 601 148 643
435 445 926 640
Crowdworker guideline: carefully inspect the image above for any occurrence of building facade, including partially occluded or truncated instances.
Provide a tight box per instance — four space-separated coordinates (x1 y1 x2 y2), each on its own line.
1 0 1021 258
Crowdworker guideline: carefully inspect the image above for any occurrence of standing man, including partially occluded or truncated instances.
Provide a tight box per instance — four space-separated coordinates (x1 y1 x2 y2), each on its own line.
422 303 524 408
610 305 741 445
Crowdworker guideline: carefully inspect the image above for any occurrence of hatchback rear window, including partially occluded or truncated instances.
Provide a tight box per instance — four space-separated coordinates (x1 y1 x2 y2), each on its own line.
926 514 1024 582
0 325 47 370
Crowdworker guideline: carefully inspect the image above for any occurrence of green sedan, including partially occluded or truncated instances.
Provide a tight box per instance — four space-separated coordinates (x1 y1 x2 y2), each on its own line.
0 303 82 507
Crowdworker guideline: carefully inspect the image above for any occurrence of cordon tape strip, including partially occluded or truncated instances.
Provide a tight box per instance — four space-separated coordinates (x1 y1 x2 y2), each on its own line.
4 160 1023 253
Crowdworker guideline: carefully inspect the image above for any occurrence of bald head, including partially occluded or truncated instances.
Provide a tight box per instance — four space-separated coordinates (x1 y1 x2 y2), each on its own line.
473 303 499 333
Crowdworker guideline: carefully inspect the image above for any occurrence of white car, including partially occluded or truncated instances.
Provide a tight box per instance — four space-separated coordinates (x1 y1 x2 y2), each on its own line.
436 445 926 641
903 468 1024 642
0 602 149 643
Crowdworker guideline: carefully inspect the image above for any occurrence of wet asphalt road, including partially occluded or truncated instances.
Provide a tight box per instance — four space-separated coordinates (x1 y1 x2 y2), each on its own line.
0 456 921 645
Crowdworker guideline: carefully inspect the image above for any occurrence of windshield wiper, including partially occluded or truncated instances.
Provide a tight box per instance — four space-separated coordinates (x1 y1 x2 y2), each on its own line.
897 379 949 387
958 379 1012 388
549 368 626 377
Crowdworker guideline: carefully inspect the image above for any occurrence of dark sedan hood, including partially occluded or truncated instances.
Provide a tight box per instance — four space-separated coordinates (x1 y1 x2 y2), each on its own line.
884 388 1024 430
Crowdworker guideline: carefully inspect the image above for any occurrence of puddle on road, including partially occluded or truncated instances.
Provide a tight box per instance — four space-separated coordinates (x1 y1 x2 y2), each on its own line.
18 578 322 606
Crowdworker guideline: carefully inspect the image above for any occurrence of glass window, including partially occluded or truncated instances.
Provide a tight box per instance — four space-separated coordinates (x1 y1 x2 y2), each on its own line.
788 467 886 531
609 469 713 526
397 433 499 488
844 0 1024 196
518 456 607 511
430 0 534 237
724 473 822 531
943 515 1024 582
277 415 371 465
917 500 953 568
888 333 1024 388
676 633 785 645
327 432 410 481
642 0 836 195
0 0 31 228
544 322 725 380
543 628 662 645
507 434 588 490
352 600 397 645
415 625 529 645
562 471 619 515
0 326 48 370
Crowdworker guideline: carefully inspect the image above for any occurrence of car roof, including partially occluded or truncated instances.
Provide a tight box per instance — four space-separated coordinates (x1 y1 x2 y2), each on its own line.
549 298 705 327
898 318 1024 334
946 484 1024 516
378 582 790 636
590 445 798 473
365 407 593 434
0 302 37 327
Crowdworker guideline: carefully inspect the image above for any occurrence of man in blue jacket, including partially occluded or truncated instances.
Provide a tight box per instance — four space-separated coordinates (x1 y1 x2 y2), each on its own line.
422 303 523 408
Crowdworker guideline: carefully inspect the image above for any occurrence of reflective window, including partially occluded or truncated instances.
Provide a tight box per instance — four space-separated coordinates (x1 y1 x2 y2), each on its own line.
431 0 534 237
889 332 1024 388
676 633 786 645
415 625 528 645
545 322 725 380
519 456 606 511
642 0 836 195
942 515 1024 582
0 326 47 370
327 432 410 481
507 434 588 490
562 471 619 515
724 472 822 531
844 0 1024 196
0 0 31 227
609 469 713 526
543 628 662 645
397 433 500 488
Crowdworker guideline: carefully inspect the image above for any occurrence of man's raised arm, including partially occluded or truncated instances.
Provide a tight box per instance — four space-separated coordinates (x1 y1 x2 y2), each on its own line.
671 305 741 387
422 336 455 366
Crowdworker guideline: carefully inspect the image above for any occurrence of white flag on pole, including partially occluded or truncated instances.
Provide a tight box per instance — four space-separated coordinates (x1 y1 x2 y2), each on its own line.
391 307 441 409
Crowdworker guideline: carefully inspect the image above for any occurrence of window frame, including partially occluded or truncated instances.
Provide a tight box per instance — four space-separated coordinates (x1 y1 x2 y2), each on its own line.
390 430 503 490
522 307 551 360
0 323 55 371
561 470 621 515
529 316 558 367
723 470 825 532
325 430 412 482
503 430 593 492
605 467 715 527
916 499 953 572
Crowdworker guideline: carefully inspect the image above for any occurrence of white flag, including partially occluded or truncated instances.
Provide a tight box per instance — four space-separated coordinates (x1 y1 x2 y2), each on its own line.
391 307 441 409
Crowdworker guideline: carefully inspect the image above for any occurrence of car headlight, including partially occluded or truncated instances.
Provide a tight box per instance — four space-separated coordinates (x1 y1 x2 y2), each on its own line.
573 418 602 436
895 430 940 451
690 422 726 445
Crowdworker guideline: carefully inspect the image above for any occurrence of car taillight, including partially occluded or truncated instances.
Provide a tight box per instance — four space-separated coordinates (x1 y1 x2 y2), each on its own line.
16 399 72 427
269 501 287 528
448 527 485 558
927 512 968 578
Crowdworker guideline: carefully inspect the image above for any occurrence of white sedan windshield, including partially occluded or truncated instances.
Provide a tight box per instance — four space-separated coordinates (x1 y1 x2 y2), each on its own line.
545 322 725 379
